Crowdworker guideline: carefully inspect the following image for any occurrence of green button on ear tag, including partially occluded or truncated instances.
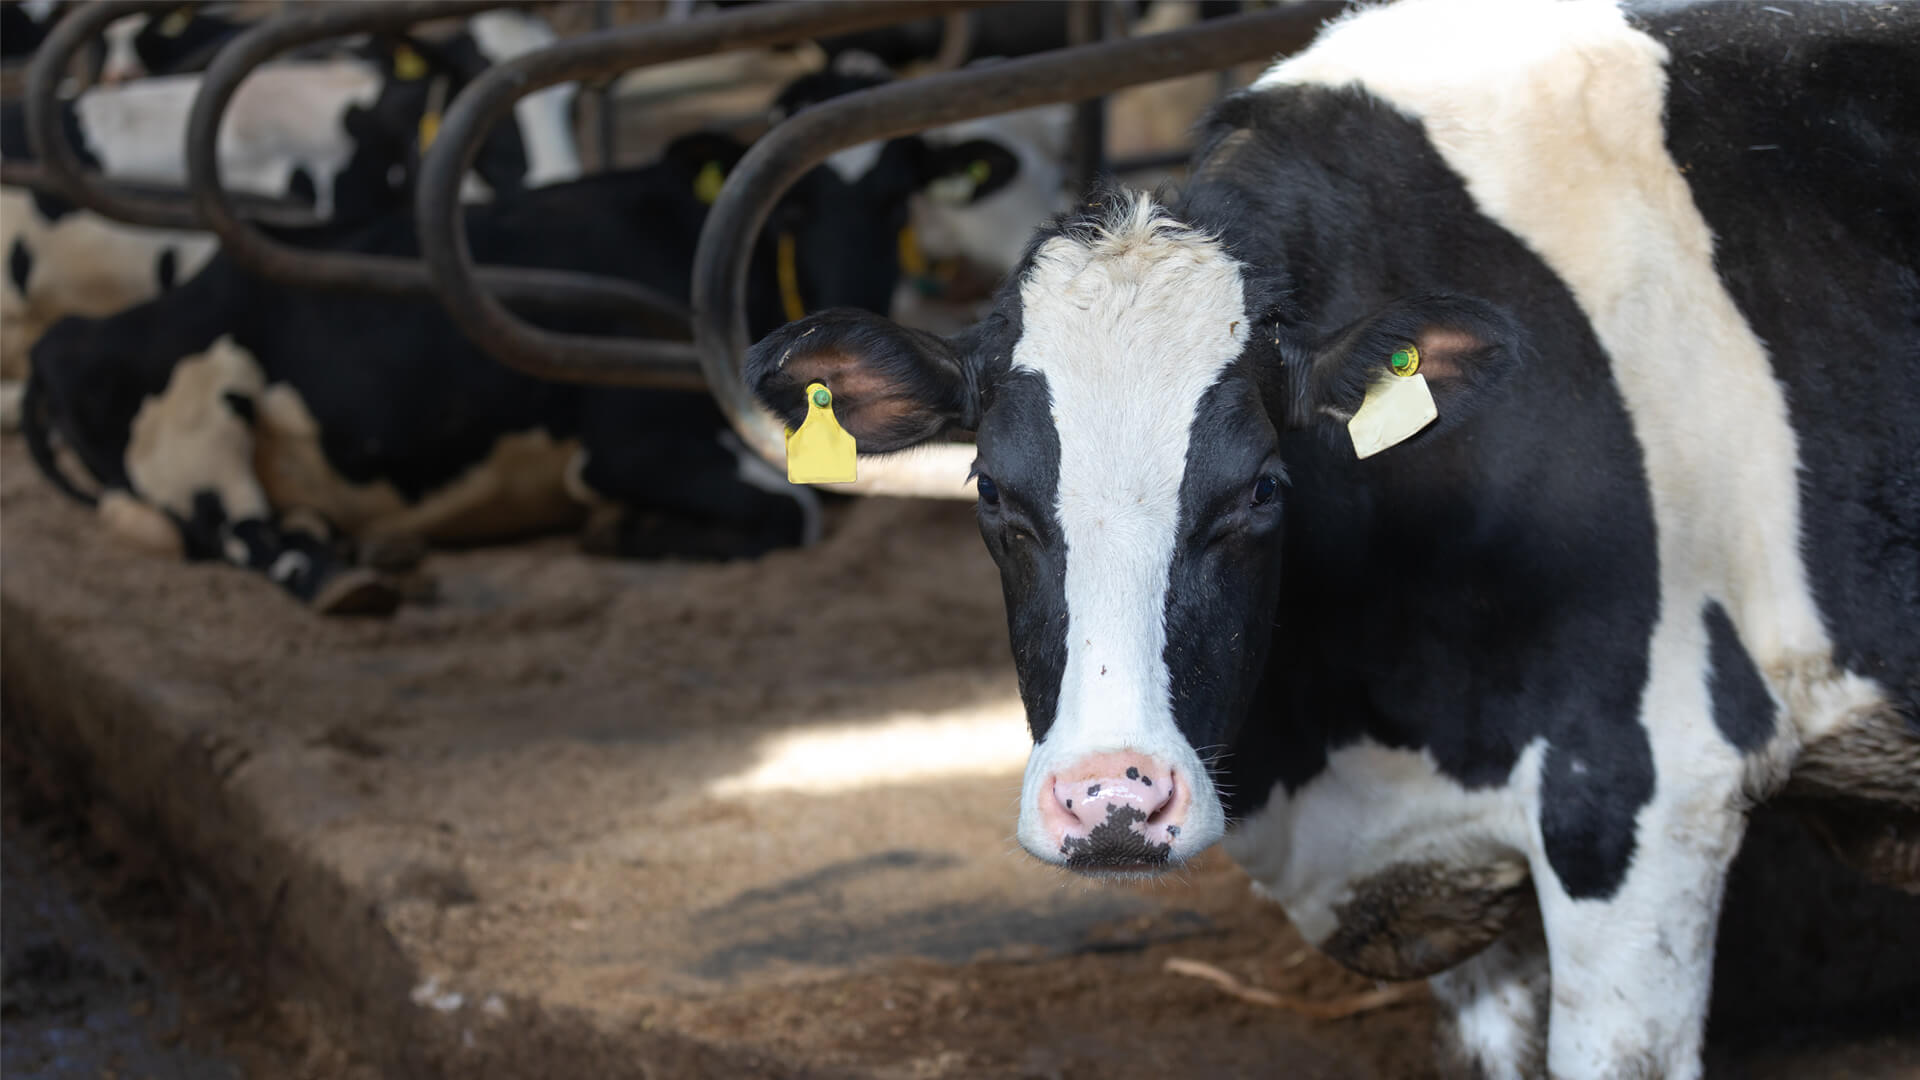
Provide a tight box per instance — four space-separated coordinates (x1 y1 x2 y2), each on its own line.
786 382 858 484
1348 346 1437 459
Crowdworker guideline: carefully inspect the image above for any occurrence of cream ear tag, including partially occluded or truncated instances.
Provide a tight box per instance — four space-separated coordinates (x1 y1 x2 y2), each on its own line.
786 382 858 484
1347 345 1437 459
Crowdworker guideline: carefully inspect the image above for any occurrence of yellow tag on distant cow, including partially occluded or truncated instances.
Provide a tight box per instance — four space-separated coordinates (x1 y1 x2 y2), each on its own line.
786 382 857 484
393 44 428 81
1348 371 1437 459
693 160 725 205
418 110 440 150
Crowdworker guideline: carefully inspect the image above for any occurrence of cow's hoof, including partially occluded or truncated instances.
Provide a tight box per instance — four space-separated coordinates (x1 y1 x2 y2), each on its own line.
361 533 428 572
311 568 403 617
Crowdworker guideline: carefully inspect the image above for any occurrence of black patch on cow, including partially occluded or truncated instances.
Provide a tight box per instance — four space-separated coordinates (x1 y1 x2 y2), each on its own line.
1651 2 1920 722
8 237 31 295
221 391 256 425
1538 735 1654 900
155 248 178 291
2 99 97 221
1704 600 1777 752
1060 803 1170 869
132 12 241 77
285 167 319 209
972 365 1067 742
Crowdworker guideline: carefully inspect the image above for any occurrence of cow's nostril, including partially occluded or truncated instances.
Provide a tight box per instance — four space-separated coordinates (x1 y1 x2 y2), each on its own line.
1146 771 1178 825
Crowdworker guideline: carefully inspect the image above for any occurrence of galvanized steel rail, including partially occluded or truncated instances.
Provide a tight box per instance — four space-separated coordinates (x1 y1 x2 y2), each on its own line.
179 0 695 332
415 0 992 391
420 3 1334 495
691 4 1337 498
21 0 322 229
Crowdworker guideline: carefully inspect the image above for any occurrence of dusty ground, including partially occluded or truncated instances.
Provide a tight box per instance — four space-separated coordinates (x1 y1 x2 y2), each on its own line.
2 434 1439 1079
7 432 1920 1079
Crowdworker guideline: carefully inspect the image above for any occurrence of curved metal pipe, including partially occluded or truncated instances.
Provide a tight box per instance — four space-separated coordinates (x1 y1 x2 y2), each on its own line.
22 0 252 229
177 0 691 334
415 0 991 389
690 4 1339 498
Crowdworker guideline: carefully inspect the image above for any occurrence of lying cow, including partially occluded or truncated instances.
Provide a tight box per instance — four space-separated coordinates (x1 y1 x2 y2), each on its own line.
25 122 1016 614
744 1 1920 1077
1 11 580 413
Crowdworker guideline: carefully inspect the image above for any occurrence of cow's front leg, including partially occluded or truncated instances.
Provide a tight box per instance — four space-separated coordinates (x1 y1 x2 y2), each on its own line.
1428 904 1550 1080
1532 767 1749 1080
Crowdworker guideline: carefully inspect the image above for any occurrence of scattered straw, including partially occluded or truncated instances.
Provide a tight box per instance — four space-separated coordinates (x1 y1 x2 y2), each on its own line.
1164 957 1426 1020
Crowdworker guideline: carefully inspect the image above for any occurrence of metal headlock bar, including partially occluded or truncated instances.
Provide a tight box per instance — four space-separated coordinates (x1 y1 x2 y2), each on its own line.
415 0 994 393
19 0 329 230
691 3 1339 498
179 0 693 331
418 2 1334 495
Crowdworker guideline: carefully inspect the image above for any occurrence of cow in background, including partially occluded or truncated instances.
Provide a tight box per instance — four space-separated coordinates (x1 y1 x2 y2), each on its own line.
24 112 1016 614
1 10 582 423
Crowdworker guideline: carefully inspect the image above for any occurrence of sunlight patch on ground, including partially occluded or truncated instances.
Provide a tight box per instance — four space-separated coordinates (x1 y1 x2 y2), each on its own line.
708 699 1029 797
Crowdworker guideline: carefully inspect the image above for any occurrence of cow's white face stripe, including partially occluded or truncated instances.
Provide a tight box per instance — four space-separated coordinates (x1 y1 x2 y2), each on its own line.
1010 194 1249 862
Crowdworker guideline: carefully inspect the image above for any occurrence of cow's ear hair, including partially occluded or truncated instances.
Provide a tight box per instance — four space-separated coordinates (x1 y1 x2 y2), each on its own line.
746 308 979 453
1281 294 1524 436
918 138 1021 204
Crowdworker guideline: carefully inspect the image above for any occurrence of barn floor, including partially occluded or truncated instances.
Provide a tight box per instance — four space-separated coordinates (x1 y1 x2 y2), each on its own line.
4 433 1918 1080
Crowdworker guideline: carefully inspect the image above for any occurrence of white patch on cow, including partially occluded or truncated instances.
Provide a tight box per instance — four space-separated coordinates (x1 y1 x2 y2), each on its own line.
1010 193 1248 865
718 429 822 547
1226 740 1539 949
468 11 582 187
1 188 217 380
825 141 884 185
1428 917 1551 1080
100 15 148 84
912 105 1074 276
1259 2 1887 1075
127 336 268 523
267 549 310 584
75 62 385 218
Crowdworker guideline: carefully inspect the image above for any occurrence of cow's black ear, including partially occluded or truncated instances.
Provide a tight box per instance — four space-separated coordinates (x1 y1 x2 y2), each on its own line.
919 138 1021 204
746 308 979 453
1282 294 1524 437
661 131 747 176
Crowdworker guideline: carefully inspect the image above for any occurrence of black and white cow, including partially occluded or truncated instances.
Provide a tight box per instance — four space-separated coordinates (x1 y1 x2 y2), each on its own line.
1 11 581 416
25 122 1014 613
745 2 1920 1076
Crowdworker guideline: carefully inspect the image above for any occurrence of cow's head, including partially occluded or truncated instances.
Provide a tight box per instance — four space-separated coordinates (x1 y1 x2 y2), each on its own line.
746 193 1523 874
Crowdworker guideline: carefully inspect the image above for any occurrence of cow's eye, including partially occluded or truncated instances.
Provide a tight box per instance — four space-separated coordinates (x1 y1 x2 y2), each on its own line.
976 474 1000 507
1251 473 1279 507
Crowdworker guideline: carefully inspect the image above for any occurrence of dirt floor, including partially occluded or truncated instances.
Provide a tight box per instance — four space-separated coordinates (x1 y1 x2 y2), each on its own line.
7 432 1920 1080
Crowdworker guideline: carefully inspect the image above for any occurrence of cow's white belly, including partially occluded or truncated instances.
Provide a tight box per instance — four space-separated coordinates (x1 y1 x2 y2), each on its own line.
1224 739 1541 979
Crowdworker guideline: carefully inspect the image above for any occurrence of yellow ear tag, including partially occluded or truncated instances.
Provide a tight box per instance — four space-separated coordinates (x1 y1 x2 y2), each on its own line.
786 382 858 484
159 9 192 36
393 44 428 81
418 110 440 150
693 160 725 206
1347 346 1437 459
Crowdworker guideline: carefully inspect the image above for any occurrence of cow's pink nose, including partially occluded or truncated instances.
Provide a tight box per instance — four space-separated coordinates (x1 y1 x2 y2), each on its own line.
1040 751 1190 869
